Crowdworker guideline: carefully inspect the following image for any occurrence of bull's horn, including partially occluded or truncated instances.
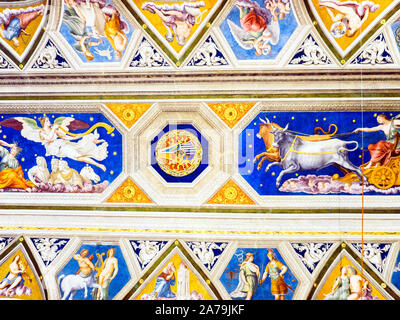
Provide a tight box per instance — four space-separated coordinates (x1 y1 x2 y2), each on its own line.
283 123 289 132
264 115 271 124
259 117 266 124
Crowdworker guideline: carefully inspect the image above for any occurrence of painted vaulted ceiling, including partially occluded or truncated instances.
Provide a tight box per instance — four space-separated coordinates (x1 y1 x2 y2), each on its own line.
0 0 399 303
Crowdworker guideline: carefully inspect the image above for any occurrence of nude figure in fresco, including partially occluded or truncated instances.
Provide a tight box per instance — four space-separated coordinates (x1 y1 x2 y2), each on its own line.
0 255 32 296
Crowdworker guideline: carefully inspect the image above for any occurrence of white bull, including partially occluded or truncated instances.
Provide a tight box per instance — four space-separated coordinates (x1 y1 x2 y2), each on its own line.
265 123 365 187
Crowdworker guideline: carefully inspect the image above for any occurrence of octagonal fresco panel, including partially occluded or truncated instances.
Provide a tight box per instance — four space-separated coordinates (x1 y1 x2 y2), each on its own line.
60 0 133 63
239 111 400 196
221 247 298 300
57 243 130 300
151 124 209 183
219 0 298 61
0 112 122 193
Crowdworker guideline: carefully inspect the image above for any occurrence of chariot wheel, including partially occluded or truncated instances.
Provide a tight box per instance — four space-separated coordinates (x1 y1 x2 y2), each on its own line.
370 166 396 190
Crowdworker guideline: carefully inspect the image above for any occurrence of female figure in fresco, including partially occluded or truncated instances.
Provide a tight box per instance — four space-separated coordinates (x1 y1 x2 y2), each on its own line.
0 115 109 172
259 249 290 300
230 252 260 300
38 115 108 171
353 114 400 169
63 0 129 60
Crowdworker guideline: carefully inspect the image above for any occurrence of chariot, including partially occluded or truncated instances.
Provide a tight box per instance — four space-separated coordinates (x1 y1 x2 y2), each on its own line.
362 155 400 190
333 134 400 190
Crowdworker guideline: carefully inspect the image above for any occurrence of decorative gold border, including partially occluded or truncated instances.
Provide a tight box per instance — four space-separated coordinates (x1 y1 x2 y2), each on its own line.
0 205 399 214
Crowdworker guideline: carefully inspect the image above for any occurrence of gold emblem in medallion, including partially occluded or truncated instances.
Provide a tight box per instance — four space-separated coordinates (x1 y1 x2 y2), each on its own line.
155 129 203 177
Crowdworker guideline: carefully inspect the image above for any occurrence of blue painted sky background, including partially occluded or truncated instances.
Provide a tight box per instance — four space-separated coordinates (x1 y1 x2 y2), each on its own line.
0 113 122 186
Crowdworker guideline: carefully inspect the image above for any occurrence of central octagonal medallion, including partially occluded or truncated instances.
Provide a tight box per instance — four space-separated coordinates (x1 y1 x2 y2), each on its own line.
155 129 203 177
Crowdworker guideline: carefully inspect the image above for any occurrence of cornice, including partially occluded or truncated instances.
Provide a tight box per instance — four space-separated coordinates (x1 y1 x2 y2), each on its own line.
0 70 399 97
